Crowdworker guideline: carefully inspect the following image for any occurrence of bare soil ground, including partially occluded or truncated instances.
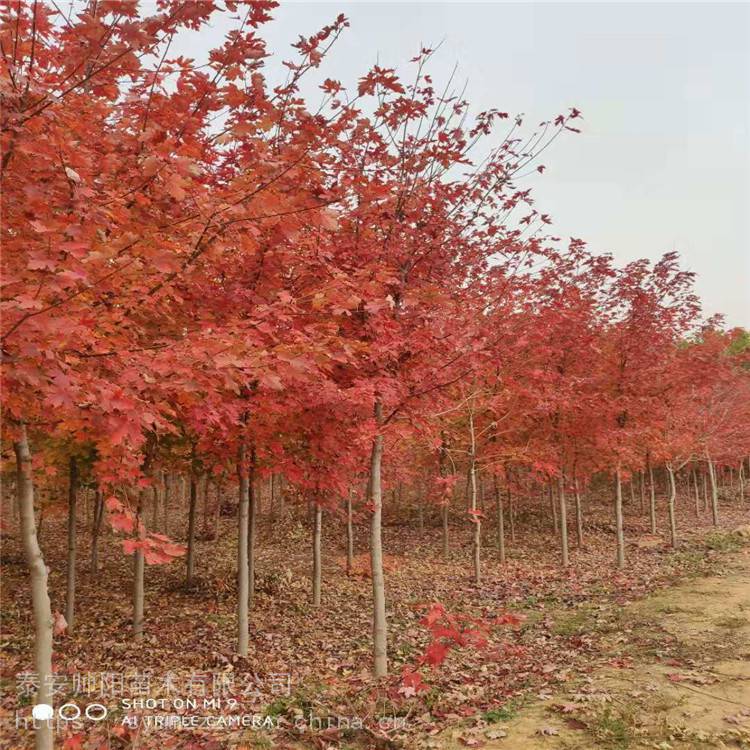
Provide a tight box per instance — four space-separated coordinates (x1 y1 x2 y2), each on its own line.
436 544 750 749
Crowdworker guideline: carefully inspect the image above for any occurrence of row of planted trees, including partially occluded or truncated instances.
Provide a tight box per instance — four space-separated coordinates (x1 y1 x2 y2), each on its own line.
2 3 749 748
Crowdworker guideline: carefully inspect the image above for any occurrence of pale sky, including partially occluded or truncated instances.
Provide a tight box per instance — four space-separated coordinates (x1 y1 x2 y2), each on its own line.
169 2 750 327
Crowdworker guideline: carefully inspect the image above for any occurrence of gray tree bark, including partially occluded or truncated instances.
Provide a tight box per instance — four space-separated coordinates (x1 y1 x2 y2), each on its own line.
15 425 54 750
91 488 104 575
574 477 584 547
248 449 257 609
237 445 249 656
666 464 678 548
346 493 354 575
186 475 198 586
558 472 569 567
312 503 322 606
133 491 145 640
648 458 657 534
369 401 388 677
707 454 719 526
65 456 78 632
614 463 625 569
493 475 506 564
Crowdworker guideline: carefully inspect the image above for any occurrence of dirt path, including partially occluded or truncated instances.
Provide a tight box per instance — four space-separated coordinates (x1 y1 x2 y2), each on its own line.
434 547 750 749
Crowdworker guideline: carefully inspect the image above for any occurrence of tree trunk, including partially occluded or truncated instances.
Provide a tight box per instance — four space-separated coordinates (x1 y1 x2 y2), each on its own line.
37 505 45 545
162 472 170 536
65 456 78 632
468 412 480 585
151 481 159 532
213 478 222 541
614 463 625 569
493 475 506 564
369 401 388 678
91 489 104 575
133 492 145 640
574 477 584 547
639 470 646 514
707 454 719 526
648 457 657 535
268 474 275 524
692 468 700 518
312 503 322 606
558 472 569 567
254 469 262 518
666 465 678 548
346 494 354 575
549 481 558 532
741 462 747 502
442 503 449 559
15 425 54 750
702 470 708 511
248 451 257 609
186 475 198 586
202 472 210 534
237 445 250 656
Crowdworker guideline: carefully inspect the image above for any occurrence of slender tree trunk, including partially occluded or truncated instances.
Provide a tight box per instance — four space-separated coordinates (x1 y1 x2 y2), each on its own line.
439 434 450 559
133 492 145 640
91 489 104 575
37 505 45 545
614 463 625 569
202 472 210 534
702 469 708 511
248 451 257 609
186 475 198 586
151 481 159 532
369 401 388 678
707 454 719 526
493 475 505 564
468 412 481 585
346 494 354 575
15 425 54 750
162 472 170 536
11 478 19 523
254 469 262 518
738 462 745 503
268 474 275 524
639 470 646 514
65 456 78 632
509 481 516 543
648 457 657 534
213 479 222 541
666 465 678 548
558 472 569 567
442 503 449 560
237 445 249 656
312 503 322 606
692 468 700 518
574 477 584 548
549 481 558 532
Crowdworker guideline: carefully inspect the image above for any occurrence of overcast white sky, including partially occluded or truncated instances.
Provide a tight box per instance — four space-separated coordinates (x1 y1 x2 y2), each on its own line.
168 1 750 327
